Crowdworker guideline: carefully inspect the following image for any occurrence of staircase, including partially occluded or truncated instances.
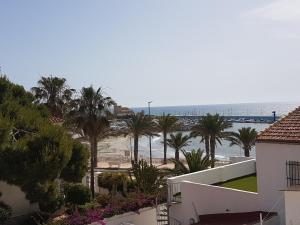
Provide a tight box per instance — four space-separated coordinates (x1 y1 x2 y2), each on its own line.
156 202 181 225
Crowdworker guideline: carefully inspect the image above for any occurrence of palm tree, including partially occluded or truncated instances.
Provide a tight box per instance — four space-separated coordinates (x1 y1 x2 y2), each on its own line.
190 116 211 157
31 76 75 117
67 86 114 198
166 133 190 161
207 114 232 167
227 127 257 157
125 112 157 164
169 149 212 174
156 114 179 164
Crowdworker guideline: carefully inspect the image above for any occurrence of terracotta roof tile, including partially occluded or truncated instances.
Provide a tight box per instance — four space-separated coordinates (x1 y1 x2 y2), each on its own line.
257 106 300 144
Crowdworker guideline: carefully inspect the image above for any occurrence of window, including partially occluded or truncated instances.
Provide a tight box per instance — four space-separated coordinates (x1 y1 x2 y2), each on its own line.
286 161 300 187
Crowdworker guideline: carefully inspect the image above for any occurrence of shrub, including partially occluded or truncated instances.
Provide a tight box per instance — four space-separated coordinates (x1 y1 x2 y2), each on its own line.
96 194 111 207
64 183 91 209
98 173 128 195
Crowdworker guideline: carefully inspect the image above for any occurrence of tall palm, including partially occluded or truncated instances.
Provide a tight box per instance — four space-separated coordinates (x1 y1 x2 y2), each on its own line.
166 133 190 161
190 116 211 157
31 76 75 117
67 86 114 198
169 149 212 174
156 114 179 164
207 114 232 167
227 127 257 157
125 112 157 164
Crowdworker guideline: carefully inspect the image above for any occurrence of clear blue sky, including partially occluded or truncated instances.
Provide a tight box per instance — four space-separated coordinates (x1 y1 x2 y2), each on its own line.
1 0 300 107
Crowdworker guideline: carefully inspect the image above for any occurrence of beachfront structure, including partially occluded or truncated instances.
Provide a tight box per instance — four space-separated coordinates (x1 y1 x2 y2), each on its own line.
113 104 134 117
166 107 300 225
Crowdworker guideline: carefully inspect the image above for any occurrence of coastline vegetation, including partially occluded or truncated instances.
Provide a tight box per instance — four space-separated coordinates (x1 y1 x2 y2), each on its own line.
0 75 259 225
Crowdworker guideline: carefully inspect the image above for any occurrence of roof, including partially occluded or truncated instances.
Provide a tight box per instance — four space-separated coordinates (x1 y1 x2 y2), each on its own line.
257 106 300 144
194 211 277 225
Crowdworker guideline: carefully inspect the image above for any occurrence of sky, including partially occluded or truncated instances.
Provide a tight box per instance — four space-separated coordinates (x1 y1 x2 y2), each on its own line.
0 0 300 107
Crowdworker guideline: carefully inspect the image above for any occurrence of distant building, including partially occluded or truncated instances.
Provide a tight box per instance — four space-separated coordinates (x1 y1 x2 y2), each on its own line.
113 104 134 118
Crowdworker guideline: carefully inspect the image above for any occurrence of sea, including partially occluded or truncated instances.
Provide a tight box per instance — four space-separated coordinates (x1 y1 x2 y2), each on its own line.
132 102 300 160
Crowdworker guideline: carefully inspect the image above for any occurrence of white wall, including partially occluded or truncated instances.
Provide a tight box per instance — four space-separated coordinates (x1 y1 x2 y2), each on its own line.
256 143 300 224
168 159 256 194
172 181 260 225
284 191 300 225
96 207 157 225
0 181 38 217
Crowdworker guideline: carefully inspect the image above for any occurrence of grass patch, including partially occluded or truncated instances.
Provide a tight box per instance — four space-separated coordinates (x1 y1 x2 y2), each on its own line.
218 174 257 192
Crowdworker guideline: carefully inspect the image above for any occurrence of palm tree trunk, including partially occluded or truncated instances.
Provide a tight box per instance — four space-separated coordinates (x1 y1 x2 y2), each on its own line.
134 135 139 164
175 148 180 161
204 135 210 158
90 138 96 198
244 147 250 157
210 136 216 168
93 140 98 168
163 132 167 164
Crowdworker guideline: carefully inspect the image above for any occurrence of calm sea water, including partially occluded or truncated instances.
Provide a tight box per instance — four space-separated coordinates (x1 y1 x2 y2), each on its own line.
137 123 269 160
133 102 300 117
132 102 300 160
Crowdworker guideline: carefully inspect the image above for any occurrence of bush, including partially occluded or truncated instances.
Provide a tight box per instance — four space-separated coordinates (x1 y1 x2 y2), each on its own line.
64 183 91 208
95 194 111 207
98 173 128 195
0 201 12 224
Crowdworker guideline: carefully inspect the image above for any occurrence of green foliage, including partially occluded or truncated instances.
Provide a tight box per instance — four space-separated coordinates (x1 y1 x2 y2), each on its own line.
169 149 212 174
0 77 88 214
61 141 89 183
31 76 75 117
131 160 165 194
191 114 232 167
96 194 111 207
227 127 257 157
167 132 190 161
0 76 34 106
0 193 12 224
98 172 128 195
125 112 157 163
0 116 12 147
156 113 179 164
64 183 91 207
67 86 115 198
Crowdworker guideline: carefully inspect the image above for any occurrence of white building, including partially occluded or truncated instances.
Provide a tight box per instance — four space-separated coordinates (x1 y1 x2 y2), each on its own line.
167 107 300 225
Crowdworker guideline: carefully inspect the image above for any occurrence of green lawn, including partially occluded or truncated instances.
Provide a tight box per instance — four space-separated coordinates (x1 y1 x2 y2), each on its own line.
219 175 257 193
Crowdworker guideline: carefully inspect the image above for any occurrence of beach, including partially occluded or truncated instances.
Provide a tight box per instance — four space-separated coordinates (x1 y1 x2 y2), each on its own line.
96 122 269 168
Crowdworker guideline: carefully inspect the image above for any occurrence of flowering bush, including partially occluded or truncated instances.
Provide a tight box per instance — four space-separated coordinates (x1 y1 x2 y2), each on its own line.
49 193 157 225
67 210 106 225
100 193 156 218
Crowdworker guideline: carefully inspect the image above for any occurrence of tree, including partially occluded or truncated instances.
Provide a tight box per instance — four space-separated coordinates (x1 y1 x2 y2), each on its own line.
0 77 87 213
207 114 232 167
125 112 157 164
130 160 165 195
67 86 114 198
169 149 212 174
31 76 75 117
156 114 179 164
61 140 90 183
227 127 257 157
190 116 211 157
166 133 190 161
